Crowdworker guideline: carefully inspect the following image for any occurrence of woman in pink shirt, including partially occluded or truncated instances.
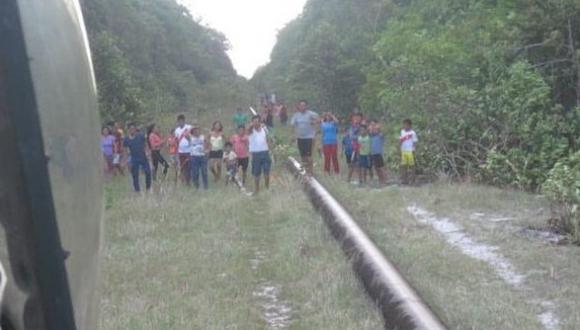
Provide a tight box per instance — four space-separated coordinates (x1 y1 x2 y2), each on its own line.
147 123 169 180
230 125 250 185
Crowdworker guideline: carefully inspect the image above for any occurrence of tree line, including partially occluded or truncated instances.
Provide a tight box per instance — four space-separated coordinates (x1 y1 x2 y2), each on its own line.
80 0 255 124
253 0 579 236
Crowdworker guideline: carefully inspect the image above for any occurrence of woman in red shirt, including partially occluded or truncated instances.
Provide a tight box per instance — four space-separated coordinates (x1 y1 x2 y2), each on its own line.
230 125 250 185
147 123 169 180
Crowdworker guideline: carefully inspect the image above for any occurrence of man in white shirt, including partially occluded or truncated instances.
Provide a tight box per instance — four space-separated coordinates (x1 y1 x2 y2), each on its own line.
399 118 419 184
174 114 192 185
248 115 271 194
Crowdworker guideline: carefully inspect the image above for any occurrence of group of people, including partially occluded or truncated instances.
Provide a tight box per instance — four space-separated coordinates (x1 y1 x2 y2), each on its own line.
100 99 419 194
289 100 418 186
101 113 273 193
173 114 273 193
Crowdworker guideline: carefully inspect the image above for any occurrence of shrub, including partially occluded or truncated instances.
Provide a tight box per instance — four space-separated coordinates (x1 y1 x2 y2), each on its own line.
542 151 580 241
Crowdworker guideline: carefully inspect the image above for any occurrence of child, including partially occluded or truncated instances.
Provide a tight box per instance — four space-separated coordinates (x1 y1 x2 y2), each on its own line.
370 123 387 185
345 116 361 183
223 142 238 186
112 127 125 176
400 118 418 184
357 125 372 185
367 119 378 180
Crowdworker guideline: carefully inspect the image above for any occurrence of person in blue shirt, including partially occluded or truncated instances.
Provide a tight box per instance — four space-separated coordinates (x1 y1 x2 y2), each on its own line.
124 123 151 192
370 122 387 185
320 112 340 174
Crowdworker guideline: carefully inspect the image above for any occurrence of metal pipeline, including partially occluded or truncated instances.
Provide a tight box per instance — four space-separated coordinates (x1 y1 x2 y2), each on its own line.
287 157 447 330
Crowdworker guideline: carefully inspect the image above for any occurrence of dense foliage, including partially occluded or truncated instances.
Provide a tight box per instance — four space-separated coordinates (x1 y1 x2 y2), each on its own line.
543 151 580 241
252 0 391 114
81 0 254 123
255 0 579 191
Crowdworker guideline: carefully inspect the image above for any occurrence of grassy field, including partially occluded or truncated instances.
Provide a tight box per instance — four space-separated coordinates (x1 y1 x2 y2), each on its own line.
99 116 580 329
319 176 580 330
99 172 384 329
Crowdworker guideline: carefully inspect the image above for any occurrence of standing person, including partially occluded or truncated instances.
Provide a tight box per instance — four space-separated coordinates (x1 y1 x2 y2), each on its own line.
209 121 225 183
223 142 238 186
112 123 125 175
357 125 372 185
279 104 288 126
346 113 362 183
190 125 209 190
400 119 418 185
342 128 355 180
320 112 340 174
174 114 192 185
114 121 125 138
167 128 178 177
101 127 116 175
265 106 274 130
230 125 250 185
233 107 248 128
290 100 320 175
367 119 378 180
248 115 271 194
147 124 170 180
370 123 387 185
124 123 151 192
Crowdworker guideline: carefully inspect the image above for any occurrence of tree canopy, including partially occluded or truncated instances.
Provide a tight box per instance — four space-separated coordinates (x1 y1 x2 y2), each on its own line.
254 0 580 191
81 0 254 123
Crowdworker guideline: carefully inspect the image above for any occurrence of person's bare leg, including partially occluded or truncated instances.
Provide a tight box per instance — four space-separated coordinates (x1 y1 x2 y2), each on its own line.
265 174 270 189
307 156 314 175
347 166 352 182
377 167 386 185
254 177 260 194
400 165 408 185
210 160 217 181
358 167 363 185
348 164 356 182
301 156 308 174
216 163 222 182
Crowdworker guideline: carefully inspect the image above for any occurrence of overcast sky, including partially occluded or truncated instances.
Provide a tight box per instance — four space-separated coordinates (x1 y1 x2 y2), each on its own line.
178 0 307 79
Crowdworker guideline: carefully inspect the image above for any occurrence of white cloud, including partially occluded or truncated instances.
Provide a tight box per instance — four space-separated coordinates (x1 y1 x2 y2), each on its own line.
178 0 307 79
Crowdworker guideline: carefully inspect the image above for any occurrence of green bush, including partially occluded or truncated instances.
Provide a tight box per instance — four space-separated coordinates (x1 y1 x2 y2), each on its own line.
542 151 580 241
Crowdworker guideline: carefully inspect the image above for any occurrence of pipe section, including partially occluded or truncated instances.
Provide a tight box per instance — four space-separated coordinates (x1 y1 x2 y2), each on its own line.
287 157 447 330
